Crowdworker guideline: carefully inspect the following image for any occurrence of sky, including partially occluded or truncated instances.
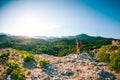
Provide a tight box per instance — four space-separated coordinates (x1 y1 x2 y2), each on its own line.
0 0 120 38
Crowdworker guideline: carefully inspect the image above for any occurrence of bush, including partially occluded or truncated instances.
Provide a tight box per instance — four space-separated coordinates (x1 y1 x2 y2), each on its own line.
98 53 110 62
6 61 20 73
109 52 120 73
0 50 10 64
97 45 120 73
11 68 25 80
97 46 110 62
38 58 50 66
23 54 35 62
109 46 119 51
6 61 25 80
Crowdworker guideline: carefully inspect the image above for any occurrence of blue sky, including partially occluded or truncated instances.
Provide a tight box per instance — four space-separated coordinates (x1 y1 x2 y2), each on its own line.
0 0 120 38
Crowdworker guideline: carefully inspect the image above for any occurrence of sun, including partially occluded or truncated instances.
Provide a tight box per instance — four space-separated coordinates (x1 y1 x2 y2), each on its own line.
13 13 60 37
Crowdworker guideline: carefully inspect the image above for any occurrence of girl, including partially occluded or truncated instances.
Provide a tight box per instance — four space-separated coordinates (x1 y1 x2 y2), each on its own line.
76 39 82 54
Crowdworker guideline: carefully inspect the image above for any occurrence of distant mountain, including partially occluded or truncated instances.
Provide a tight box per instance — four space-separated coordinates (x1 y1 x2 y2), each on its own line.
61 33 115 40
0 33 117 40
0 33 118 56
74 33 91 39
32 36 57 40
60 34 90 39
0 34 13 42
0 33 6 35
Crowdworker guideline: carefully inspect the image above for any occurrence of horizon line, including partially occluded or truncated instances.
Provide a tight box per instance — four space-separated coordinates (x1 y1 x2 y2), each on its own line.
0 32 119 39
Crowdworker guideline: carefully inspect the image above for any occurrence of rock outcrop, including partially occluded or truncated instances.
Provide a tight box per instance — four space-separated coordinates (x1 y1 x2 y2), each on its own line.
29 53 116 80
0 48 116 80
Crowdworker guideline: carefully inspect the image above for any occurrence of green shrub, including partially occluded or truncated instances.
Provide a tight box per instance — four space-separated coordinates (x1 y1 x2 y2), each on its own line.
109 46 119 51
98 53 110 62
38 58 50 66
6 61 25 80
6 61 20 73
0 50 10 64
97 45 120 73
19 50 34 55
23 54 35 62
11 68 25 80
109 52 120 73
97 46 110 62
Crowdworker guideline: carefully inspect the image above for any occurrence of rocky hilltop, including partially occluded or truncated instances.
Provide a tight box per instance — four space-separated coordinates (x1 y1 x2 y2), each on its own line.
29 54 115 80
0 48 118 80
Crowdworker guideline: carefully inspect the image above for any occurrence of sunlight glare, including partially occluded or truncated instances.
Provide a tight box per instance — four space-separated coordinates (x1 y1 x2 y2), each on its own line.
13 13 60 36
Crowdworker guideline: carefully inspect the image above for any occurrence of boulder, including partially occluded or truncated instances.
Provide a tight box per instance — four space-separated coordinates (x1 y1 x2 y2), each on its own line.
97 62 108 66
23 60 37 69
53 76 61 80
43 76 50 80
78 53 88 59
61 69 74 76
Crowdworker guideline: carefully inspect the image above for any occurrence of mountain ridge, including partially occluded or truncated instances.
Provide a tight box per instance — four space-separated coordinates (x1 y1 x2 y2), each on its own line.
0 33 118 56
0 33 118 40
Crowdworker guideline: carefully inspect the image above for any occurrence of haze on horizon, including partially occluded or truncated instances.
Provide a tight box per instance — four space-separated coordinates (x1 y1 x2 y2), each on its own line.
0 0 120 38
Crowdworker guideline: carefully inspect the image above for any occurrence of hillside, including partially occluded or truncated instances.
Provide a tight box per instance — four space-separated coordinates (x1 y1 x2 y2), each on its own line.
0 34 116 56
0 48 118 80
95 43 120 73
